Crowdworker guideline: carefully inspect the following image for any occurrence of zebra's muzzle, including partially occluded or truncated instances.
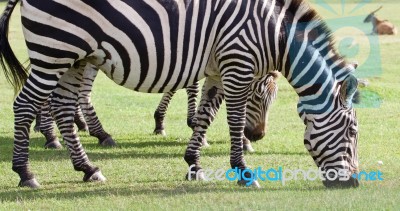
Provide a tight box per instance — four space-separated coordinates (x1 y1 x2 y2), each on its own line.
244 123 266 142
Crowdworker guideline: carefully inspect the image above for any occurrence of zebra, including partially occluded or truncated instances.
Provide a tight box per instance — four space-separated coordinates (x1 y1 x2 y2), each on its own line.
32 63 200 148
34 66 200 141
34 63 279 152
0 0 359 188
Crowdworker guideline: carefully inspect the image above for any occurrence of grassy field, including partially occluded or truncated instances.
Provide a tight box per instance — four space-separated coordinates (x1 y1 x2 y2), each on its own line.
0 1 399 210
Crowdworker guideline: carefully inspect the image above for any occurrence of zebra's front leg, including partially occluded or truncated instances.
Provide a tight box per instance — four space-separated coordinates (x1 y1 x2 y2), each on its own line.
193 80 254 152
153 91 176 136
222 73 260 187
242 137 255 153
184 77 223 179
79 64 116 147
192 79 225 147
51 65 106 183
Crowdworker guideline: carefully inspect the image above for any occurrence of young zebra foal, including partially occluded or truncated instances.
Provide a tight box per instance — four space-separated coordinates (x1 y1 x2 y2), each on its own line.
0 0 359 188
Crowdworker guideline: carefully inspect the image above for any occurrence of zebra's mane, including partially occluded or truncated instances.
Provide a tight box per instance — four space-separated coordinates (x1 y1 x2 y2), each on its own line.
286 0 348 70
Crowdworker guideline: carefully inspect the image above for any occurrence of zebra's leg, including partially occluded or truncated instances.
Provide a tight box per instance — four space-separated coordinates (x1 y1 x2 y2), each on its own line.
183 77 224 179
243 137 254 153
79 64 116 147
50 64 106 183
153 91 176 136
12 69 66 188
190 80 225 148
33 109 41 132
191 81 254 152
220 73 259 187
39 98 62 149
74 104 88 132
185 81 199 129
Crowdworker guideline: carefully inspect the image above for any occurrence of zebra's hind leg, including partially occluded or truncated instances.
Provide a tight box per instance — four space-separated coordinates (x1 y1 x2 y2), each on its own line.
153 91 176 136
50 64 106 183
185 81 199 129
74 105 88 132
39 98 62 149
12 69 67 188
79 64 116 147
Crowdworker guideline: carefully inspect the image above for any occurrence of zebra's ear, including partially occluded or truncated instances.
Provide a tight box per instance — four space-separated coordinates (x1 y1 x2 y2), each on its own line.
347 61 358 72
340 74 358 108
350 61 358 69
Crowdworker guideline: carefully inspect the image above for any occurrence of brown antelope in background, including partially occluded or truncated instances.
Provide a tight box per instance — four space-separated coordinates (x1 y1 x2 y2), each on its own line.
364 6 397 35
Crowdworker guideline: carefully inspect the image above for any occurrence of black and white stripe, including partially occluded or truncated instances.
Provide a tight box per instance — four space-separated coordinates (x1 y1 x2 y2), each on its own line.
0 0 359 188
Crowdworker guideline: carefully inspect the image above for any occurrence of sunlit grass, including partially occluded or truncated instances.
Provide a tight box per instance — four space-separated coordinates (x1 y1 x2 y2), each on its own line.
0 1 399 210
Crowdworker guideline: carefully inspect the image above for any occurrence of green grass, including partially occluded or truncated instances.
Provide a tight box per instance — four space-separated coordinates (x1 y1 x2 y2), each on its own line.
0 1 400 210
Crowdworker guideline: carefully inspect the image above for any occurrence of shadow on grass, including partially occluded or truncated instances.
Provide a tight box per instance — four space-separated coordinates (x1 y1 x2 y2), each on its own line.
0 136 227 162
0 135 309 163
252 150 308 156
0 181 328 202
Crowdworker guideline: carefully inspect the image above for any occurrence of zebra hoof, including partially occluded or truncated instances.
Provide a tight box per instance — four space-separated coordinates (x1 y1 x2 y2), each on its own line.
99 136 117 147
44 139 63 149
84 170 106 182
78 126 89 132
185 171 205 181
202 137 210 148
237 179 261 188
153 129 166 136
243 144 255 153
33 125 40 133
202 140 210 148
75 118 89 132
18 178 40 189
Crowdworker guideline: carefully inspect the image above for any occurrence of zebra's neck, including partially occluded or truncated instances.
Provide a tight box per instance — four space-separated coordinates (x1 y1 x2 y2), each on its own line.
274 0 352 115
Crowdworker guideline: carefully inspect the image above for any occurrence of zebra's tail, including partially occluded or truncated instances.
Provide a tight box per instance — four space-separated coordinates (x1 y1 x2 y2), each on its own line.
0 0 28 93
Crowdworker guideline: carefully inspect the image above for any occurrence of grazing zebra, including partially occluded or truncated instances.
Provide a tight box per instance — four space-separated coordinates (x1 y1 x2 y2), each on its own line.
32 63 199 148
34 63 279 152
35 65 200 140
0 0 359 188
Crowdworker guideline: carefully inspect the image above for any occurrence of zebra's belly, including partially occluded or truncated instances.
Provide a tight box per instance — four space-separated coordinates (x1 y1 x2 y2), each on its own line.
92 44 210 93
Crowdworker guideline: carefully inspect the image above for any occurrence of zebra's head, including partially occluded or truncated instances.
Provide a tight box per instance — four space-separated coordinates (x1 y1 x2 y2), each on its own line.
244 72 279 142
300 69 360 188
